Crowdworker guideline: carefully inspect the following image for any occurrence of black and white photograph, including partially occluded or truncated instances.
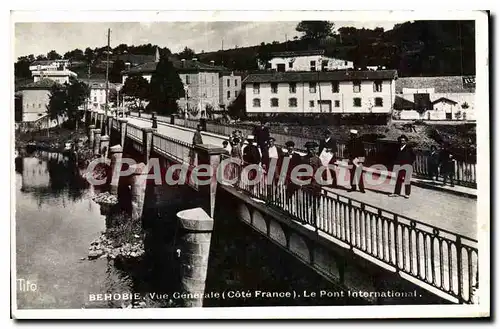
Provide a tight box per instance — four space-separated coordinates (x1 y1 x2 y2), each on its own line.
10 10 490 319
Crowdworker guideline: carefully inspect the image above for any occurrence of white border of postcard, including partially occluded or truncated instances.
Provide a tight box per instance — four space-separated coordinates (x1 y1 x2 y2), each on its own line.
9 9 490 319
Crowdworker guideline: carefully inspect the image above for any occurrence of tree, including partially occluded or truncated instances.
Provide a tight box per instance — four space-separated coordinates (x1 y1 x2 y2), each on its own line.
227 89 246 119
46 78 89 129
65 78 90 127
47 50 62 60
148 55 185 115
296 21 334 40
14 55 35 78
178 46 196 59
63 48 84 61
110 59 126 83
46 83 66 127
122 75 150 110
84 47 95 64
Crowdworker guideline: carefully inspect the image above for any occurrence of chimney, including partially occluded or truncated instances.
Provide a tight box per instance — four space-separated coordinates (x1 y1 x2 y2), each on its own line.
181 59 185 68
192 57 197 62
210 60 215 66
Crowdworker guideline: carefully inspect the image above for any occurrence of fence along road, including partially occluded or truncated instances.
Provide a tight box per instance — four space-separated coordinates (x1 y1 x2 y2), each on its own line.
123 116 476 240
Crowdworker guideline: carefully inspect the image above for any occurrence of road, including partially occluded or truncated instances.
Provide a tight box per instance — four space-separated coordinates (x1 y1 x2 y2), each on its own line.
124 116 477 239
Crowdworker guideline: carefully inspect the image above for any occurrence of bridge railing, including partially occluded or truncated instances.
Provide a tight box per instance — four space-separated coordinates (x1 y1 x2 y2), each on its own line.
152 132 198 190
126 123 142 142
219 155 478 304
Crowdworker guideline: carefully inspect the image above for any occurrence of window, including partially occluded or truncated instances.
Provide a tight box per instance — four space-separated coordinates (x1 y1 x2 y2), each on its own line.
227 91 231 99
309 100 315 107
353 98 362 107
374 81 383 92
310 60 316 71
94 97 97 102
253 98 261 107
235 79 238 87
334 100 340 107
235 91 238 98
322 60 328 71
375 97 383 107
227 79 230 87
271 83 278 94
289 82 296 93
271 98 279 107
309 82 316 93
353 81 361 93
186 75 190 85
253 83 260 95
289 98 297 107
203 75 206 84
38 104 41 108
344 61 348 65
277 64 286 72
212 76 215 84
331 82 339 93
288 62 293 69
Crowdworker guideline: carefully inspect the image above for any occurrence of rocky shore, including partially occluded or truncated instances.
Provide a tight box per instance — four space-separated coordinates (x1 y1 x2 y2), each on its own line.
87 232 144 260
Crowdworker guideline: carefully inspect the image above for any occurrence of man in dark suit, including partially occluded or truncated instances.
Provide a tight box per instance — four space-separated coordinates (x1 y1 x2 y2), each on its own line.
252 120 270 161
439 143 455 187
318 129 337 156
389 134 416 198
282 141 302 211
345 130 366 193
300 141 322 223
242 135 262 198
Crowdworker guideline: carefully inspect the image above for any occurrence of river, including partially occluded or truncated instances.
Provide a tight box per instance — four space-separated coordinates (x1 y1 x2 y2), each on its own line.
15 150 360 309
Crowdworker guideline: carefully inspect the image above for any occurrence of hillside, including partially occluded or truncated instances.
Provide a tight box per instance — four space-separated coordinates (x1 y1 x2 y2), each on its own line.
15 20 475 80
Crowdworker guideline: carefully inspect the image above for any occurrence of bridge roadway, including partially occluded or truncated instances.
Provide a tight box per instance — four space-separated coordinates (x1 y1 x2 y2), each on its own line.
123 116 477 239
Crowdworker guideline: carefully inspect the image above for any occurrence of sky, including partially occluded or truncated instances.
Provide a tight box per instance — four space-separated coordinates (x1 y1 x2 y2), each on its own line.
15 21 403 59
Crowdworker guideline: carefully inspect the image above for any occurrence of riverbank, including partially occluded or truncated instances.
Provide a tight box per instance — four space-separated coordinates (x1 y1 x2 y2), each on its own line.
16 125 88 151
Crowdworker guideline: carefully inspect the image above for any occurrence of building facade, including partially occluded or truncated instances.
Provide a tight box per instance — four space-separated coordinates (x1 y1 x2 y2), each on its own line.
29 59 70 72
86 80 122 111
32 70 77 84
394 76 475 121
219 72 242 109
19 79 57 122
260 50 354 72
122 57 232 115
243 70 397 115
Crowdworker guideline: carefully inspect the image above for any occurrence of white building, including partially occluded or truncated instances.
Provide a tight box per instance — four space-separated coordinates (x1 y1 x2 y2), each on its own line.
32 70 77 84
394 76 476 121
85 80 122 111
259 50 354 72
219 72 242 109
29 59 70 72
243 70 397 115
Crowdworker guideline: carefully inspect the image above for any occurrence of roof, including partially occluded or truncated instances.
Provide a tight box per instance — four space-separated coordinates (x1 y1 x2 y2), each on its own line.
123 58 228 75
242 70 398 84
432 97 458 105
32 70 77 77
30 59 69 66
270 50 325 58
113 54 155 65
85 80 121 90
20 78 59 90
396 76 475 93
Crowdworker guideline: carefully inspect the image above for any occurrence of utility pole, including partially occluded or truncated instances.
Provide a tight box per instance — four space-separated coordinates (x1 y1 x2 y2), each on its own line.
104 28 110 135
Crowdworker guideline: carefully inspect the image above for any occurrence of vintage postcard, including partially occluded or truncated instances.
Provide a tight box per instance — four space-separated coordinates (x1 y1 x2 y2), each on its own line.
10 10 490 319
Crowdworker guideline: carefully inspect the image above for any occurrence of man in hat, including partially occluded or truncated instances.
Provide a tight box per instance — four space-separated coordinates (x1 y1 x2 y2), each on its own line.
281 141 302 212
243 135 263 197
192 124 204 146
263 137 283 172
300 141 322 223
345 129 366 193
439 142 455 187
318 129 337 155
389 134 416 198
252 119 270 161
